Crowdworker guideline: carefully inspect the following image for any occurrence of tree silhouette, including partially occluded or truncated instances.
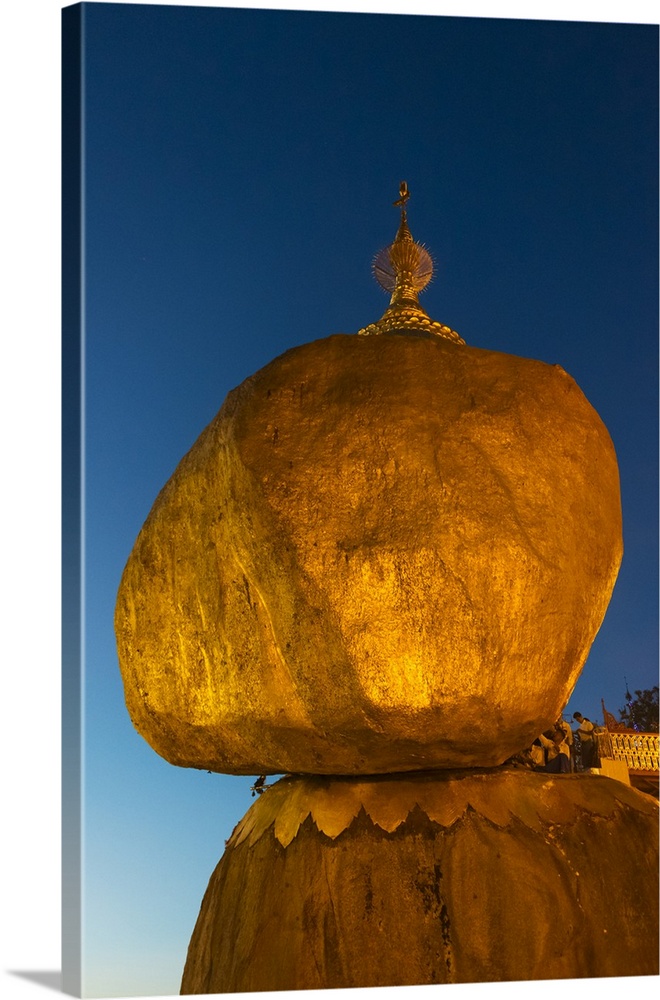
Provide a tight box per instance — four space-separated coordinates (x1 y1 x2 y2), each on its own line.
619 686 659 733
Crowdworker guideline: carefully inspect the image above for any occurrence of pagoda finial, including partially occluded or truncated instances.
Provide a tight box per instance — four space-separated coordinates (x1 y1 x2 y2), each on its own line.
393 180 410 209
357 182 465 343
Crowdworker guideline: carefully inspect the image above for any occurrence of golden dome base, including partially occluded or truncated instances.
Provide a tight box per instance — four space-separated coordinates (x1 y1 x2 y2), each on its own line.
358 305 465 343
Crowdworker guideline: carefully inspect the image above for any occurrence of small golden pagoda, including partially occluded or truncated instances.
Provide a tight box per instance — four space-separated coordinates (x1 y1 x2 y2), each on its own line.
358 182 464 342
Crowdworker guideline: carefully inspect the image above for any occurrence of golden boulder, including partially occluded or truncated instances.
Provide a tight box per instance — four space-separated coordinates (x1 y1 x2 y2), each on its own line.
115 332 622 774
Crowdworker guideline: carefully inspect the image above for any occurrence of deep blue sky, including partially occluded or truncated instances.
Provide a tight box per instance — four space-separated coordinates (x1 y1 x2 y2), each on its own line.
70 2 658 996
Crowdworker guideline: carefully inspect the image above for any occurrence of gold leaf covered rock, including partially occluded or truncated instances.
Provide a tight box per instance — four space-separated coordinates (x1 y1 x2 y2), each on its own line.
115 332 622 774
180 770 658 992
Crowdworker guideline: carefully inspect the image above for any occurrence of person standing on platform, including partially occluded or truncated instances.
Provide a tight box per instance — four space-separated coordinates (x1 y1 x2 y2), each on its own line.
572 712 596 769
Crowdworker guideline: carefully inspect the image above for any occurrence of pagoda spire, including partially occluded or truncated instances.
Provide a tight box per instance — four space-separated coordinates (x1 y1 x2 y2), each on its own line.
358 182 465 343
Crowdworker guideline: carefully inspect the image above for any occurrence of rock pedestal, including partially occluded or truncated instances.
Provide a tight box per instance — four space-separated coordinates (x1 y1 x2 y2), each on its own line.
181 770 659 993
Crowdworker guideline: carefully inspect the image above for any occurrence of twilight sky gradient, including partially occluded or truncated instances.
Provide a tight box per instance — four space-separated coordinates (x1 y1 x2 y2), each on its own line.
62 1 659 997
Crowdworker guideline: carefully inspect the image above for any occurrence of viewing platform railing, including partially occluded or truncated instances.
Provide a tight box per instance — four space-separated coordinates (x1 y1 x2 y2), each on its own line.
598 730 659 773
595 700 659 795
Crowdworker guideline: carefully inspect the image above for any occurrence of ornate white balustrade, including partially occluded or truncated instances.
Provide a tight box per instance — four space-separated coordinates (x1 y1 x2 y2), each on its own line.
603 732 659 773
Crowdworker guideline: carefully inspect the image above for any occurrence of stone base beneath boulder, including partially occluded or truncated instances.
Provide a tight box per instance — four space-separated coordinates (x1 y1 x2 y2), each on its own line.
181 769 659 992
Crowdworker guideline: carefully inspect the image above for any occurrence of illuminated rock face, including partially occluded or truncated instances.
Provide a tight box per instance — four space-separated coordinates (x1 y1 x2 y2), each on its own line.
115 333 622 774
180 770 659 992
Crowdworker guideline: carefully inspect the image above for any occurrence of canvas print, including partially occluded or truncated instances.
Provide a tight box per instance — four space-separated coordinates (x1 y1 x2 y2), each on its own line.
62 2 659 997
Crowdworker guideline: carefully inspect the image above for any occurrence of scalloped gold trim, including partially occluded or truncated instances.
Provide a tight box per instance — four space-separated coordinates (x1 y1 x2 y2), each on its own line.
228 770 658 851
